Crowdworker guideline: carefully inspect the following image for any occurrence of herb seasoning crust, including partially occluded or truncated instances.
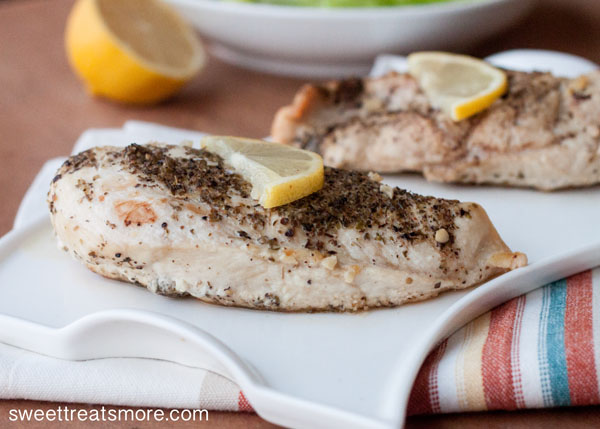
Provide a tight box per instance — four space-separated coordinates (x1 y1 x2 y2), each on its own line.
48 143 526 312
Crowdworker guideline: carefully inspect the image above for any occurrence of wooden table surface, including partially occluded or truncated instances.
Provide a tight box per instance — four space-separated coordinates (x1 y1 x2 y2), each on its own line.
1 0 600 427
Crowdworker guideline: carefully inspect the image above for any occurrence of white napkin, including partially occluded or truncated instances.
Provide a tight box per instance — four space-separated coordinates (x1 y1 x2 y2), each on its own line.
0 342 241 410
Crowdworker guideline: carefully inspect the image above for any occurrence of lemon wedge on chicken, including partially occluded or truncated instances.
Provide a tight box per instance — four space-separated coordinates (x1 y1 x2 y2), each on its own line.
201 136 324 209
408 52 507 121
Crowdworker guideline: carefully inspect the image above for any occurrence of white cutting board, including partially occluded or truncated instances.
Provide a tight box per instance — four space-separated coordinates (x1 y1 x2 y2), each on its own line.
1 51 599 428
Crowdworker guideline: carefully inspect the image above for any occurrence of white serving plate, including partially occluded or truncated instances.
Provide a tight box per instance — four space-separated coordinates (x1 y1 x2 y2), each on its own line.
1 51 599 428
165 0 536 77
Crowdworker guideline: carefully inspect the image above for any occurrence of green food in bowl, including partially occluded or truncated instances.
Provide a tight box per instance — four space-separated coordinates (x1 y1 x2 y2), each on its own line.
229 0 460 6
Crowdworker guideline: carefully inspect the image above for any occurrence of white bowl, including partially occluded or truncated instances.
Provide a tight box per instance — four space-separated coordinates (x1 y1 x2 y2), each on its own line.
166 0 536 78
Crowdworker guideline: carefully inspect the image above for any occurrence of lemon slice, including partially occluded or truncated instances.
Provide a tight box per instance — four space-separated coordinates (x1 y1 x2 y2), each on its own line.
65 0 205 104
407 52 507 121
201 136 324 209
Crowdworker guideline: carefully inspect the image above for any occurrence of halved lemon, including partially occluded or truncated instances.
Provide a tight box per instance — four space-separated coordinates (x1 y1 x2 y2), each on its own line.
407 52 507 121
65 0 205 104
201 136 324 209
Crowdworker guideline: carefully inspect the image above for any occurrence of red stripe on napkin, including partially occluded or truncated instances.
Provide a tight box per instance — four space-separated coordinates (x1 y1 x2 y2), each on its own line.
482 299 519 410
407 339 447 415
428 339 447 413
565 271 599 405
512 296 527 409
238 391 254 412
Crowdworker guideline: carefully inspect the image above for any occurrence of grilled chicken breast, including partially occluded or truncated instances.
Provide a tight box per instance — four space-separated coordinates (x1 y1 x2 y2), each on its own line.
48 143 526 312
272 70 600 190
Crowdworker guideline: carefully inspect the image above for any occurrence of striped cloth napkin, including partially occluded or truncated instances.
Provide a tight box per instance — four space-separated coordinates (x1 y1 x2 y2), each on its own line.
407 269 600 415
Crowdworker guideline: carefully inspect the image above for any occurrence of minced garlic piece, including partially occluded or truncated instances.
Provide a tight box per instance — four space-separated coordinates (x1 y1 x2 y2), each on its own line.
321 255 337 270
344 265 361 284
368 172 383 182
380 183 394 199
435 228 450 243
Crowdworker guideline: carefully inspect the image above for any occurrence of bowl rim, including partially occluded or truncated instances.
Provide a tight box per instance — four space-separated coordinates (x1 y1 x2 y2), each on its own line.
166 0 526 19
